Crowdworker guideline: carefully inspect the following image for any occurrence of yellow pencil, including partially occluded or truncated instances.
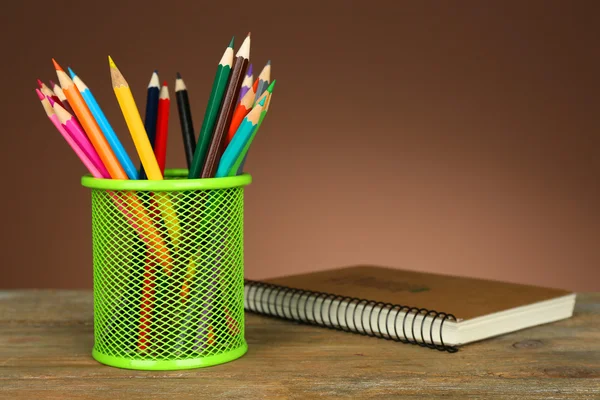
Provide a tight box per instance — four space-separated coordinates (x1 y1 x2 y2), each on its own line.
109 56 162 180
109 56 182 251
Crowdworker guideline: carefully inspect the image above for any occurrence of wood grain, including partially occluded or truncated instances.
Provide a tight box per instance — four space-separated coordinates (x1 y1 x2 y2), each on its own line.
0 291 598 399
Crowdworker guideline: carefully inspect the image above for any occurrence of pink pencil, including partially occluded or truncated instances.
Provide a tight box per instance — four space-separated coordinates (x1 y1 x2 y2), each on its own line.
36 89 145 237
37 89 104 178
49 97 111 179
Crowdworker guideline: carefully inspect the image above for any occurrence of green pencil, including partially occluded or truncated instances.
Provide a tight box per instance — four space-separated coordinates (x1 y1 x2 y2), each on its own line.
230 80 276 175
188 38 235 179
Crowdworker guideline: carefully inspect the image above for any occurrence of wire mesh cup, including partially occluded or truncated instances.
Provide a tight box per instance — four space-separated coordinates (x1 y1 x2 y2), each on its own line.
81 169 252 370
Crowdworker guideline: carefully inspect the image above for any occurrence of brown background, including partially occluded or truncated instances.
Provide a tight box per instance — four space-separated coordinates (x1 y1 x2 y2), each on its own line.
0 1 598 291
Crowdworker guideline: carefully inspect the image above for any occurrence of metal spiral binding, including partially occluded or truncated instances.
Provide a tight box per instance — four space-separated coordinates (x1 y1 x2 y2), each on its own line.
244 280 458 353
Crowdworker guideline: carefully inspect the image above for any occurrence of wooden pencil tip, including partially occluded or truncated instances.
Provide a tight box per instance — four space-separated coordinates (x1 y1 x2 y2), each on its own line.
229 36 235 47
49 79 56 87
176 72 182 79
266 60 271 66
36 79 44 88
267 79 276 92
247 32 251 37
67 67 76 79
108 55 117 69
162 80 168 86
35 88 44 100
52 58 63 72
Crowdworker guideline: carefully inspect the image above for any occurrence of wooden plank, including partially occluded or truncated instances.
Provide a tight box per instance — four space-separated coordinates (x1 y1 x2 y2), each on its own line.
0 291 598 399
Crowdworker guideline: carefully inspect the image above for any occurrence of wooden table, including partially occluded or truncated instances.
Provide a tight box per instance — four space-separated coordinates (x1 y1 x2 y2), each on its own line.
1 291 598 399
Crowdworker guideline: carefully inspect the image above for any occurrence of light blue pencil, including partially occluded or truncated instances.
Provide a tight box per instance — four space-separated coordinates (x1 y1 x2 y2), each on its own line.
215 96 266 178
69 67 139 180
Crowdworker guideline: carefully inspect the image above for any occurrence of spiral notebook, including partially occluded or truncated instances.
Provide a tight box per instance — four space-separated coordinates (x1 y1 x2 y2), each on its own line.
243 265 576 352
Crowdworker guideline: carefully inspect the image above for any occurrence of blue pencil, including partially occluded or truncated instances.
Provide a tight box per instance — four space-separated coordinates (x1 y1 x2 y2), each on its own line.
216 95 266 178
69 67 139 180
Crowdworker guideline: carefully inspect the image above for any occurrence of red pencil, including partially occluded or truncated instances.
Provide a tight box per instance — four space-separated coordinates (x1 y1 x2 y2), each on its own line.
38 79 63 108
225 83 255 146
154 82 170 174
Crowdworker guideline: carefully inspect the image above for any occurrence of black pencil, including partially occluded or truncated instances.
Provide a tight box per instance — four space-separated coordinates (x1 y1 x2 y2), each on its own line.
200 32 250 178
175 73 196 169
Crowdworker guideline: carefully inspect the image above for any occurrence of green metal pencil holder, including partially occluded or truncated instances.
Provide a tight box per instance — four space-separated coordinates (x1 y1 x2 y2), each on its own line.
81 169 252 370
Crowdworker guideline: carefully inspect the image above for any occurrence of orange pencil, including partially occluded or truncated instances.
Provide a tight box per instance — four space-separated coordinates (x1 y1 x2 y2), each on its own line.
53 59 127 179
252 79 258 93
225 84 255 146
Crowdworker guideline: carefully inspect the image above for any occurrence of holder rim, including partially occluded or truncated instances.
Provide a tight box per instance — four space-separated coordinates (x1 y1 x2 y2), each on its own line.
81 169 252 191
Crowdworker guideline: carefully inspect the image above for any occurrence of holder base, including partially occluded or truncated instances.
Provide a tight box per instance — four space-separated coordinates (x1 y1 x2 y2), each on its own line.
92 342 248 370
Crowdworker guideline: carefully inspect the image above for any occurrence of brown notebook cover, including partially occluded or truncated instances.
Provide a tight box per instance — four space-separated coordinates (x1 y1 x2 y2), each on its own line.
264 265 573 321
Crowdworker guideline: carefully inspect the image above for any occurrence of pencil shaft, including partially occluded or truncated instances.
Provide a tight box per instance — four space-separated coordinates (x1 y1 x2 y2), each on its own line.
200 57 248 178
176 89 196 168
140 85 159 179
111 79 163 180
76 81 139 179
56 68 127 179
154 93 170 174
235 82 275 174
63 117 111 178
188 41 234 178
49 113 105 178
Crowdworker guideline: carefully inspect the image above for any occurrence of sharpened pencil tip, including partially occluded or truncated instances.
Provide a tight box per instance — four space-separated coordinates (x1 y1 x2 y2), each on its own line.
267 79 276 92
108 56 117 68
266 60 271 66
258 96 266 106
52 58 63 72
162 80 168 86
247 32 251 37
35 88 44 100
229 36 235 47
176 72 182 79
247 64 253 76
37 79 44 88
154 69 158 74
49 79 56 87
67 67 76 79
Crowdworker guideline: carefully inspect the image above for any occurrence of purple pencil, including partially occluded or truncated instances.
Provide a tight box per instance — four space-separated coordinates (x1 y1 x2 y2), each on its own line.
237 64 253 103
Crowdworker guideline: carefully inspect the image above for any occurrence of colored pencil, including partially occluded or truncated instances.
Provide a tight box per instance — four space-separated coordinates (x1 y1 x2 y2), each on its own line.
49 79 75 116
225 81 255 146
37 89 150 247
140 71 160 180
109 57 182 250
53 59 127 179
51 98 110 178
200 33 251 178
188 37 235 179
154 82 170 175
69 67 139 180
216 94 266 178
237 63 253 103
109 56 162 180
175 73 196 168
234 81 275 175
38 79 63 107
37 89 105 178
254 60 271 103
252 78 258 93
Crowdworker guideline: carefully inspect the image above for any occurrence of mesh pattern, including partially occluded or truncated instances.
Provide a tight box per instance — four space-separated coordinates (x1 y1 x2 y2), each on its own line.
90 182 245 362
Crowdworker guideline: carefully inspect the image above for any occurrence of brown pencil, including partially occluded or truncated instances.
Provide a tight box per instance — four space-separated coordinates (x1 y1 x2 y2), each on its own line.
200 32 250 178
